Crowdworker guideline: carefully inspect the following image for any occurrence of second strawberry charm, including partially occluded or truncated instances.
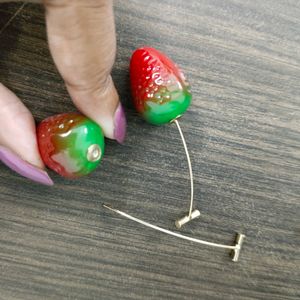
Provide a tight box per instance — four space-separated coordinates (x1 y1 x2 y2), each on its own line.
37 113 105 178
130 47 192 125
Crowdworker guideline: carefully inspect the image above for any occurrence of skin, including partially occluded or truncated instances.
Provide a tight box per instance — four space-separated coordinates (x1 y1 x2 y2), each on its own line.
0 0 120 169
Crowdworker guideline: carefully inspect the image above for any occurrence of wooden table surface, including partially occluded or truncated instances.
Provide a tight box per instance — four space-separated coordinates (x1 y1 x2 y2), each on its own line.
0 1 299 299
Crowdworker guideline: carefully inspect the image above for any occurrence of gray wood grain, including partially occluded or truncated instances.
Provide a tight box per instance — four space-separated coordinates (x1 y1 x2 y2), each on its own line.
0 1 299 299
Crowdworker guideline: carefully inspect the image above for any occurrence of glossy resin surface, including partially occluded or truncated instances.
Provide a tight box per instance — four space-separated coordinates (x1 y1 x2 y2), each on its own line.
130 47 191 125
37 113 105 178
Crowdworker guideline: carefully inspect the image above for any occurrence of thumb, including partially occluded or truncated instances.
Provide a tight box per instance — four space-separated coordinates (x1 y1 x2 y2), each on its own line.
43 0 126 143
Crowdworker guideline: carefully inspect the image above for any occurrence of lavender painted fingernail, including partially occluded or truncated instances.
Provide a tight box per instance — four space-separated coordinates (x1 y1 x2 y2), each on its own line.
0 146 53 185
113 103 127 144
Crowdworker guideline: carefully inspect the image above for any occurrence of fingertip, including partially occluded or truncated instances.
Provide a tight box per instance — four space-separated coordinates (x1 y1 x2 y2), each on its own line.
68 77 127 143
0 146 53 186
0 83 45 169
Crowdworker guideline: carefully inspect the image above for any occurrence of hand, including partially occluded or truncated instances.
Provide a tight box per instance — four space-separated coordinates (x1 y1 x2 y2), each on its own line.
0 0 126 185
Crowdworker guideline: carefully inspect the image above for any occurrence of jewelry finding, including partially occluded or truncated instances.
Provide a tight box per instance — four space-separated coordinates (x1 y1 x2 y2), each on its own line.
173 119 200 228
103 204 245 262
87 144 102 162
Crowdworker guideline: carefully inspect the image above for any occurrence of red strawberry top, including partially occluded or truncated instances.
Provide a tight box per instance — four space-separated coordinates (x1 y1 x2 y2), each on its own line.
130 47 191 125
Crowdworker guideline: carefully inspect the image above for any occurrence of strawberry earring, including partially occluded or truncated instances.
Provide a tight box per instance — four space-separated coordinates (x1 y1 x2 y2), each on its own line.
131 47 200 228
104 47 245 262
37 113 105 178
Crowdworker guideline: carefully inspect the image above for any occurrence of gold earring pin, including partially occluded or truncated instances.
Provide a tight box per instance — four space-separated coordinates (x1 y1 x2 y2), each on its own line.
103 204 245 262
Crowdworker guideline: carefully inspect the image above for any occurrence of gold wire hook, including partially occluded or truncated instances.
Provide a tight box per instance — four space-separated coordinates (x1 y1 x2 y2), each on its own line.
172 119 200 228
103 204 245 262
103 118 245 261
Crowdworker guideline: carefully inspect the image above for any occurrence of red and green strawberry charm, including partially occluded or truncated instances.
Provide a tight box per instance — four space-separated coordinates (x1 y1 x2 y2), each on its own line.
37 113 105 178
37 46 190 179
130 47 191 125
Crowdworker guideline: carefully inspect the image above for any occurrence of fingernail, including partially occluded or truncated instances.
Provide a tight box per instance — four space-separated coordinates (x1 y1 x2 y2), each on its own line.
113 103 127 143
0 146 53 186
